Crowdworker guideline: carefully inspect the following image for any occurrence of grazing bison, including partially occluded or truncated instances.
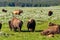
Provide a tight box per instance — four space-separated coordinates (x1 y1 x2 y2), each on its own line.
48 11 53 16
8 17 23 32
2 9 7 12
41 23 60 37
0 22 2 31
27 19 36 32
12 9 23 15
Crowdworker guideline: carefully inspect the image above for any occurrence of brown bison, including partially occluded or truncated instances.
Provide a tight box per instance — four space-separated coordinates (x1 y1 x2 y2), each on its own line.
12 9 23 15
8 17 23 32
0 22 2 31
27 19 36 32
2 9 7 12
48 11 53 16
41 23 60 37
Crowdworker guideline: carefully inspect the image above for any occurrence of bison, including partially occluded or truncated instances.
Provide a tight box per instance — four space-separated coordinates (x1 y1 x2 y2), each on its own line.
41 23 60 37
12 9 23 15
27 19 36 32
2 9 7 12
48 11 53 16
8 17 23 32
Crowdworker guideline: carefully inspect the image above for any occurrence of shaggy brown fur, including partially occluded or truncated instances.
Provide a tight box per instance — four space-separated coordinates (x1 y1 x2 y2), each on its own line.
27 19 36 32
41 23 60 37
48 11 53 16
12 9 23 15
8 17 23 32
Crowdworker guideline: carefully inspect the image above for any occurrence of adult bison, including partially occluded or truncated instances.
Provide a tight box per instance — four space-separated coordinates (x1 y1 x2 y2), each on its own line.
0 22 2 31
48 11 53 16
2 9 7 12
41 23 60 37
12 9 23 15
27 19 36 32
8 17 23 32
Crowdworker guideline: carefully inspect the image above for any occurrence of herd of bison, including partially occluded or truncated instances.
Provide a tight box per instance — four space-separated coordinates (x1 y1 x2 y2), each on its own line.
1 9 60 37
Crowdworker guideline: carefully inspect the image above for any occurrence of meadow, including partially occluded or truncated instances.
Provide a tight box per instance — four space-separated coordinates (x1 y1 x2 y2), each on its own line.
0 6 60 40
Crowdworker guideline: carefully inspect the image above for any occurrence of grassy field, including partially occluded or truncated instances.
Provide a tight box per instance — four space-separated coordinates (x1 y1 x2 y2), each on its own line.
0 6 60 40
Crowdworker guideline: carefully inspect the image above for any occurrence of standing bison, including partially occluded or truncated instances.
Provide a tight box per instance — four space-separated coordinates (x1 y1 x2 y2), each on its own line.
8 17 23 32
48 11 53 16
41 23 60 37
12 9 23 15
2 9 7 13
27 19 36 32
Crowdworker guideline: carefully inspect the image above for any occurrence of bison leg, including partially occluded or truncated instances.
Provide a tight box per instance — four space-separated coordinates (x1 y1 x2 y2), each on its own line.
32 28 35 32
19 21 23 31
27 28 31 31
17 26 21 32
47 30 55 35
8 21 12 31
17 27 21 32
28 28 31 31
13 27 17 32
28 28 34 32
32 26 35 32
29 27 35 32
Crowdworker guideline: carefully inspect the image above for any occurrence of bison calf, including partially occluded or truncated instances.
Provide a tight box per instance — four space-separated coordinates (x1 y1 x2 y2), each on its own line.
2 9 7 12
48 11 53 16
12 9 23 15
8 17 23 32
27 19 36 32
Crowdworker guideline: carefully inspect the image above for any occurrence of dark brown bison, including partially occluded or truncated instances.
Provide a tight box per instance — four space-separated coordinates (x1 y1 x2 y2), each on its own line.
0 22 2 31
12 9 23 15
2 9 7 12
41 23 60 37
27 19 36 32
48 11 53 16
8 17 23 32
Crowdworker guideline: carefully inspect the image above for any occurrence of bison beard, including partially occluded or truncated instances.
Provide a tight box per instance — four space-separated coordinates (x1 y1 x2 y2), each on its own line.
8 17 23 32
27 19 36 32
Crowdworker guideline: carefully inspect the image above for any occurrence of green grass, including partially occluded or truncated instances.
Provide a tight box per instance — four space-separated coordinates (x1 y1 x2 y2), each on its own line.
0 6 60 40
